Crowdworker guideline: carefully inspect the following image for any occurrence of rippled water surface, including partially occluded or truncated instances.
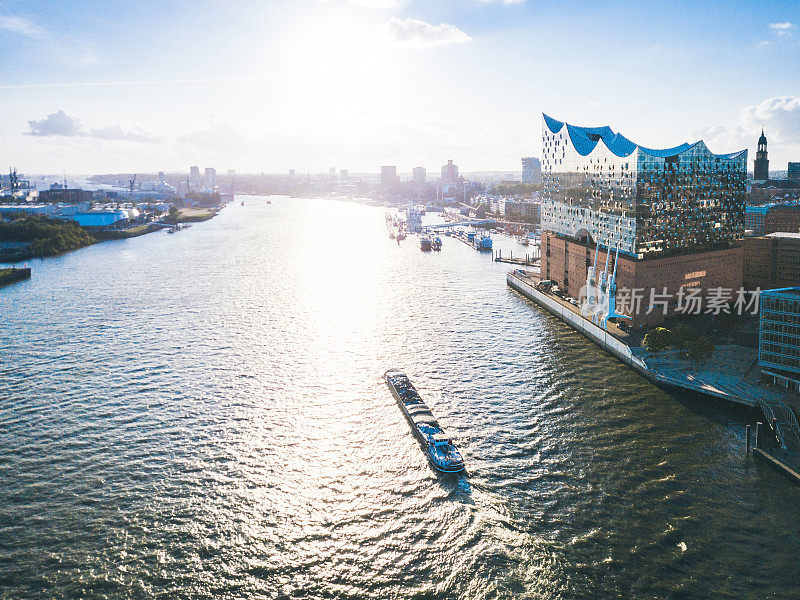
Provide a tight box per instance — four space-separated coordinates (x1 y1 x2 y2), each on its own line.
2 197 800 599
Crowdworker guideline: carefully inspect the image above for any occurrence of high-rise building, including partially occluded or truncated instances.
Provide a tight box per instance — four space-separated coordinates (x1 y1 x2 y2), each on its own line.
412 167 426 186
205 168 217 189
340 169 348 180
189 166 202 190
788 162 800 182
441 160 459 185
521 157 542 183
380 165 399 185
540 113 747 328
754 128 769 181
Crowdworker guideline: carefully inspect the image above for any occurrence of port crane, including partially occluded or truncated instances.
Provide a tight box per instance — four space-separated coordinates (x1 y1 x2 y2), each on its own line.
129 174 137 199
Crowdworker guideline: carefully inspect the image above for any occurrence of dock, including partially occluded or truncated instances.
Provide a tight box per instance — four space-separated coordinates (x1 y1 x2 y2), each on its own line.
493 248 539 266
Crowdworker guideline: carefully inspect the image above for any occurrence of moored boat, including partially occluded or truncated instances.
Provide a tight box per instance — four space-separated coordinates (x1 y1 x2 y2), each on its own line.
420 235 432 251
432 237 442 251
384 369 464 473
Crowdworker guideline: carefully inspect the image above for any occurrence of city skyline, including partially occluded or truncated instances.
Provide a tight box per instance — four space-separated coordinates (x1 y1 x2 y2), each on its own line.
1 0 799 173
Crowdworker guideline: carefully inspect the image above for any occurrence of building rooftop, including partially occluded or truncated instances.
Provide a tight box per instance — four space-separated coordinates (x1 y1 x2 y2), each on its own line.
543 113 747 160
762 287 800 298
766 232 800 239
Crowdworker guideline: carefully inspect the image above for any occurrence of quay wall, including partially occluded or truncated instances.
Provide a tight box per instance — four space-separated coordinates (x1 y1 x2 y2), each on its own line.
507 270 644 370
506 270 757 407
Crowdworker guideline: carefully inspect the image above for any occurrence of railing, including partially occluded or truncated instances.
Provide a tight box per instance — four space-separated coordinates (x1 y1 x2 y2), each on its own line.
758 397 800 450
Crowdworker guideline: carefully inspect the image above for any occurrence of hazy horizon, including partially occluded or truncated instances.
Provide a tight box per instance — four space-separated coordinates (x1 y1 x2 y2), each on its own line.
2 0 799 174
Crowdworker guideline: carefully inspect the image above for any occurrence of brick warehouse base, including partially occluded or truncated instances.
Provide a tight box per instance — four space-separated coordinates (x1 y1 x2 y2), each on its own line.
540 232 743 328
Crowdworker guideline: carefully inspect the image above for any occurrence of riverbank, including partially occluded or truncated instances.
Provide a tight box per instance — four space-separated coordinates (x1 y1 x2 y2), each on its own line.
0 267 31 287
507 268 800 483
174 207 219 223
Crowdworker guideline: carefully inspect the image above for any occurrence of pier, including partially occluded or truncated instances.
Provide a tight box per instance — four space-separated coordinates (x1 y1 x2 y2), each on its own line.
493 248 540 266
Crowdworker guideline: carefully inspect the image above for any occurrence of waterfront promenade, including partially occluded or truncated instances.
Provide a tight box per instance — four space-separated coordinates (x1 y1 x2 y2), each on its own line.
507 269 796 414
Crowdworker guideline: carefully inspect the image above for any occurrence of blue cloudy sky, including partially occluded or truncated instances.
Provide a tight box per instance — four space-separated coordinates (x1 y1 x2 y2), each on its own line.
1 0 799 173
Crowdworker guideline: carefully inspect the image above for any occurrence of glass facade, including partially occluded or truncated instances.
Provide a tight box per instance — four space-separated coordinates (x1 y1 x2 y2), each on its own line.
541 114 747 259
759 288 800 385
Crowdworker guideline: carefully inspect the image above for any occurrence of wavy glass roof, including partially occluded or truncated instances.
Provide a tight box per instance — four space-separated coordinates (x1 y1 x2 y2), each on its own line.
543 113 745 160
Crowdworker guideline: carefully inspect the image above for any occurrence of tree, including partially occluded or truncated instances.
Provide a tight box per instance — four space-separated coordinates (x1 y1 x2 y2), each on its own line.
682 336 715 362
644 327 672 353
669 323 697 348
168 205 180 223
715 312 737 336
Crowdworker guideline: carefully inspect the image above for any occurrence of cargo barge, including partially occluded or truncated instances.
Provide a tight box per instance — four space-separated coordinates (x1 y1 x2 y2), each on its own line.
384 369 465 473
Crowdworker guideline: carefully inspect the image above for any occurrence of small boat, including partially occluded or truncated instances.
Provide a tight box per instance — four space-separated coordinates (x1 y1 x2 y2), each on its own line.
432 237 442 251
389 232 396 239
420 235 432 251
476 235 492 252
384 369 464 473
397 231 406 241
240 201 245 206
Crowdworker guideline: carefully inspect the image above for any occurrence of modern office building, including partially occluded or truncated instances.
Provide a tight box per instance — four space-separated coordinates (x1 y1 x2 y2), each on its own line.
759 287 800 391
204 167 217 189
754 128 769 181
743 232 800 290
521 157 542 184
189 166 202 190
441 160 459 185
540 113 747 328
380 165 399 186
788 162 800 182
413 167 426 186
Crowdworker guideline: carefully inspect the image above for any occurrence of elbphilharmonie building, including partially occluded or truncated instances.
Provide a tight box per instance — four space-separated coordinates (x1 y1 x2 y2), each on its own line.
539 114 747 327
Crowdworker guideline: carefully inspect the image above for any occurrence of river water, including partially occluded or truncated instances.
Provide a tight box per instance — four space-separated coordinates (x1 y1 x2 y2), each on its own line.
1 197 799 599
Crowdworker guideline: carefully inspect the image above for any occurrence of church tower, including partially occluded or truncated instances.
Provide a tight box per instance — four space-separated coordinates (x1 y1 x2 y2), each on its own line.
754 127 769 180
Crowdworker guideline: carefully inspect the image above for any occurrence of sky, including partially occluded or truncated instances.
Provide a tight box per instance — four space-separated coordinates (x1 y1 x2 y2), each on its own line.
1 0 799 175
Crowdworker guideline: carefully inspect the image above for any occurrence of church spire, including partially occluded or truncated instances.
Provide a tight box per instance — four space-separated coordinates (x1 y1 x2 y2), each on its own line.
755 127 769 180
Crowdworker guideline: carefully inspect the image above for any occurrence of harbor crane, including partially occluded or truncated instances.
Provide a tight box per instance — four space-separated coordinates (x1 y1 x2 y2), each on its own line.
129 174 137 199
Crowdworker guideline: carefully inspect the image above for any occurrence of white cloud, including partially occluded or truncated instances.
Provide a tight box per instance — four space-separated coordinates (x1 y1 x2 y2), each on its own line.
91 125 162 144
26 110 161 143
349 0 398 7
27 110 84 137
0 14 46 39
381 17 472 48
769 22 794 36
477 0 525 3
691 96 800 167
